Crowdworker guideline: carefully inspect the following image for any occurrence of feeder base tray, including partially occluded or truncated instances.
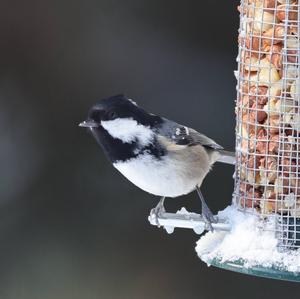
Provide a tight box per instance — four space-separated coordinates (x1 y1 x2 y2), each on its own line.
208 258 300 282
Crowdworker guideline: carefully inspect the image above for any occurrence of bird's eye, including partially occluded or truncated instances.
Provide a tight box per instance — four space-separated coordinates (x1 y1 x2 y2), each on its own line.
90 109 102 122
107 110 118 120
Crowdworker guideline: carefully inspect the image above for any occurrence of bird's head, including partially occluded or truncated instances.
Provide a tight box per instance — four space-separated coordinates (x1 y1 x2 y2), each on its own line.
80 94 149 127
79 95 162 151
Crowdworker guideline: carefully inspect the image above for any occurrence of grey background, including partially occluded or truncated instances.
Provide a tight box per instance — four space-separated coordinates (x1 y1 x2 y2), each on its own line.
1 0 299 298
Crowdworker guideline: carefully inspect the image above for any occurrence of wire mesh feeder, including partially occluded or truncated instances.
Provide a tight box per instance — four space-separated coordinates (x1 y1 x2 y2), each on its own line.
149 0 300 282
236 0 300 248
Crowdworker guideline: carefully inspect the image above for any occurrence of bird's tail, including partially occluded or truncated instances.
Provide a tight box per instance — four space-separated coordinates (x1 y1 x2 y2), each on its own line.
217 150 236 165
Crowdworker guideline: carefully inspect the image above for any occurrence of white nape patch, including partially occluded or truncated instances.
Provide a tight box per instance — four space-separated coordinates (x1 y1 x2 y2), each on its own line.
128 99 138 106
101 118 153 146
196 205 300 273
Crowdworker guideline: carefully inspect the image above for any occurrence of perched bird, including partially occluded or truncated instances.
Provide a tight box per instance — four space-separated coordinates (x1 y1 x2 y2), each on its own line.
80 95 235 230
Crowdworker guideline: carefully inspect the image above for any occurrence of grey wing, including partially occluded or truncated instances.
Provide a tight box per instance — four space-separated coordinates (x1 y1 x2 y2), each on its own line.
187 128 223 150
157 118 223 150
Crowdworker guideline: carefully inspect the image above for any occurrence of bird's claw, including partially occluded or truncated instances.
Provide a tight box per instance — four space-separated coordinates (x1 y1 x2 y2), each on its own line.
150 197 166 226
150 207 164 227
202 214 218 232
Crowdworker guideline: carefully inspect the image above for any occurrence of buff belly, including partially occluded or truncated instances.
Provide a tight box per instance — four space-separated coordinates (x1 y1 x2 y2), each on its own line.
113 145 213 198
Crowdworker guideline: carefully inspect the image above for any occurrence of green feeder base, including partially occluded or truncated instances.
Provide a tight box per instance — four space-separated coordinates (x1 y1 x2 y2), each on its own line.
208 258 300 282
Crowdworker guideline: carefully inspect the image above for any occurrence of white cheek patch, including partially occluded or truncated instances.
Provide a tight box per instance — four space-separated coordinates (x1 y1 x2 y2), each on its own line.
101 118 153 146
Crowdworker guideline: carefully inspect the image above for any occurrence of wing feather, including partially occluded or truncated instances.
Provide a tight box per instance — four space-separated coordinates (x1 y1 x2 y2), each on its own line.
156 118 223 150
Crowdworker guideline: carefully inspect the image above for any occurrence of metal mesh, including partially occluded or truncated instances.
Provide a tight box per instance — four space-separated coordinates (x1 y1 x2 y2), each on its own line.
235 0 300 249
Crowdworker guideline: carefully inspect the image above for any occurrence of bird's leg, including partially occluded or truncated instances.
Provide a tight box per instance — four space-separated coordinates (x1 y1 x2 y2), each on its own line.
196 186 218 232
150 197 166 226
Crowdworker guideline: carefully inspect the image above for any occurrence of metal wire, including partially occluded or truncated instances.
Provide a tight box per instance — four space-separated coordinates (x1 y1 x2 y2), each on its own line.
235 0 300 249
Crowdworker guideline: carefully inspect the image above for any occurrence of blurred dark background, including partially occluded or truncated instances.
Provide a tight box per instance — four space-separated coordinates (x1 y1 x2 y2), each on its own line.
0 0 299 298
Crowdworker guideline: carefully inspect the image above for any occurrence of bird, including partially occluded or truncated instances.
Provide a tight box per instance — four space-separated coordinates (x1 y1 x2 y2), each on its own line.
79 94 235 230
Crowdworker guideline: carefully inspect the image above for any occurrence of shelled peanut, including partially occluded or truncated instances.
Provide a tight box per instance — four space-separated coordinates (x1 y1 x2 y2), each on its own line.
236 0 300 215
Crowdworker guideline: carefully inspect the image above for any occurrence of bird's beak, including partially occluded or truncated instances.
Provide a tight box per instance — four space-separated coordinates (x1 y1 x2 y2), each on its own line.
79 120 100 128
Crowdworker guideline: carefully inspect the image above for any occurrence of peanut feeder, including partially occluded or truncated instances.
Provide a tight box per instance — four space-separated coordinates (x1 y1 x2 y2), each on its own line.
235 0 300 249
150 0 300 282
202 0 300 281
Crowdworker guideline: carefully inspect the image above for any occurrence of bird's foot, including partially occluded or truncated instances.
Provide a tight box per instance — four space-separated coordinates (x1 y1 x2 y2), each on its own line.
196 187 218 232
150 197 166 227
201 203 218 232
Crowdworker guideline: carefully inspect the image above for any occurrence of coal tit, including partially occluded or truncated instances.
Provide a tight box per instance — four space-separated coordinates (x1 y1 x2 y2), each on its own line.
80 94 235 230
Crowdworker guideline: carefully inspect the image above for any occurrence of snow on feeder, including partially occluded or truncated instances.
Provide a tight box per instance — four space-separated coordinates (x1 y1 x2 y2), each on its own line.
149 0 300 282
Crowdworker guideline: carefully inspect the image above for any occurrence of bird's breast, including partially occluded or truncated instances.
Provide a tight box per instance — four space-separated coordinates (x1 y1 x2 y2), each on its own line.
113 146 211 197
